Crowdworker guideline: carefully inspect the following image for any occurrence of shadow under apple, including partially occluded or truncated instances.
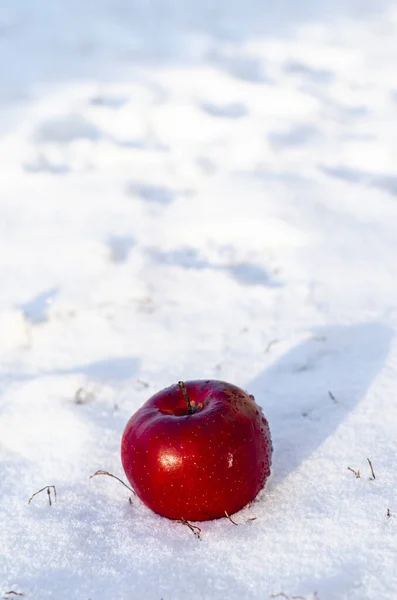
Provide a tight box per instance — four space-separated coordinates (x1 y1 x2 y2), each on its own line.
248 322 392 484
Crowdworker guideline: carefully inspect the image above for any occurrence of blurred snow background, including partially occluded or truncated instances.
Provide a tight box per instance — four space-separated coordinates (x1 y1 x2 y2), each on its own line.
1 1 397 599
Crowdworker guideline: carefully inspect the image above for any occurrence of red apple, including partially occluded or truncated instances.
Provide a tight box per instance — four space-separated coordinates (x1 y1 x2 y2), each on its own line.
121 379 272 521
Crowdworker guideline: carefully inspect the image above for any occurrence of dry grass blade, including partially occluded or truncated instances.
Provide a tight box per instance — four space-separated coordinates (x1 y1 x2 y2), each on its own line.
176 517 202 540
89 470 135 495
328 390 337 403
28 485 57 506
347 466 360 478
224 510 238 526
367 458 376 480
265 339 279 353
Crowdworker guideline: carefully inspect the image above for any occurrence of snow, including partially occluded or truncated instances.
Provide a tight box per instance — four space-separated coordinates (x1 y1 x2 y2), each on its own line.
1 1 397 599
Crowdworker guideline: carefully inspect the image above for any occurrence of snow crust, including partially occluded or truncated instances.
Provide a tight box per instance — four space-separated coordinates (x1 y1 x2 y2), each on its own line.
1 1 397 598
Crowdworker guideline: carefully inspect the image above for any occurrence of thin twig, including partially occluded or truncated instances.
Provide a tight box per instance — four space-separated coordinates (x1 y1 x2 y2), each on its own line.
176 518 202 540
247 517 257 522
328 390 338 403
28 485 57 506
75 387 95 405
3 593 24 598
224 510 238 526
347 467 360 478
367 458 376 480
387 508 391 518
265 339 279 353
136 379 149 389
89 470 135 495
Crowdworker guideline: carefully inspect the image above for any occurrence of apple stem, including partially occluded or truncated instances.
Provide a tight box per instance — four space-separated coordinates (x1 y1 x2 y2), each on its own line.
178 381 194 414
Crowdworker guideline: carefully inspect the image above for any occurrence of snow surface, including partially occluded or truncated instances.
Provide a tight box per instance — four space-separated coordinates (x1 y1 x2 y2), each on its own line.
1 1 397 599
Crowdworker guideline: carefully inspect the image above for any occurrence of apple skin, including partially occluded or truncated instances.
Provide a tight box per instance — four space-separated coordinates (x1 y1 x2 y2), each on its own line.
121 379 272 522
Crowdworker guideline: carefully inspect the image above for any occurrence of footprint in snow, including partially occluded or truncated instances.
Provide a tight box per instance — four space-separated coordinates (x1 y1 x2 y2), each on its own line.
284 60 334 84
125 182 175 205
200 101 248 119
34 114 102 144
228 262 280 287
321 165 397 197
196 156 217 175
147 246 279 287
147 247 209 270
23 154 70 174
17 287 59 324
210 51 272 84
32 113 169 156
268 123 320 149
90 95 129 109
107 235 135 263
